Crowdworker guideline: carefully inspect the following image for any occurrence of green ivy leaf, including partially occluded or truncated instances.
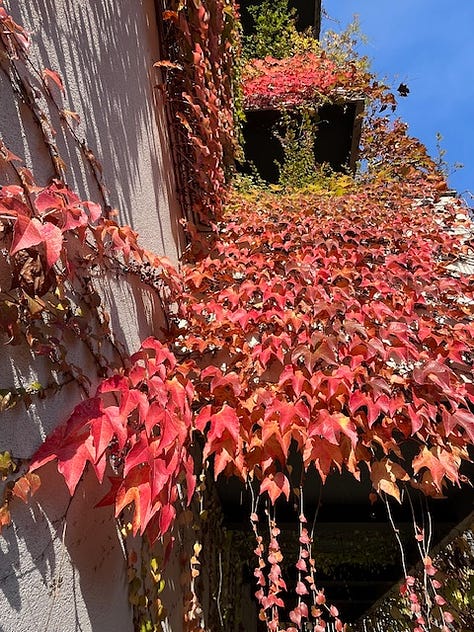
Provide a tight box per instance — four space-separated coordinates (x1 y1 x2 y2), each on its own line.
0 451 16 479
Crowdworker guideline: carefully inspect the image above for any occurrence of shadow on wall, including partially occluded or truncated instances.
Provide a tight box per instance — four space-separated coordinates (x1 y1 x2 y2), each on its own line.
4 0 183 258
95 270 170 355
0 463 132 632
0 264 170 476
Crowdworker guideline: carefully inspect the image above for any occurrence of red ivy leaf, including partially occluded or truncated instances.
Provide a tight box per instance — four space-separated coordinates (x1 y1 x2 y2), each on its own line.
90 408 117 460
207 404 240 444
295 580 309 595
56 436 96 495
95 476 122 508
10 215 43 255
289 602 308 627
29 398 104 494
260 472 290 503
448 408 474 443
123 432 150 477
115 465 152 535
41 222 63 268
312 410 358 448
159 503 176 535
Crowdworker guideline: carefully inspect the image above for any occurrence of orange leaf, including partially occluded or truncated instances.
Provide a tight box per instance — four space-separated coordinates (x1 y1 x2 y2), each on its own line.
162 10 179 22
260 472 290 503
12 472 41 502
115 465 152 535
42 68 64 92
61 109 81 124
153 59 183 71
0 503 11 532
412 446 450 491
370 459 408 502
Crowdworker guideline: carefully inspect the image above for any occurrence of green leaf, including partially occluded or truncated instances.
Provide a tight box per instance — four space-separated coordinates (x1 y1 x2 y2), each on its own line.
0 451 15 478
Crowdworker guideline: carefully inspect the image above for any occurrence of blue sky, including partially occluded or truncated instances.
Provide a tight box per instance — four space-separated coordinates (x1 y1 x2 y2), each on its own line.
322 1 474 196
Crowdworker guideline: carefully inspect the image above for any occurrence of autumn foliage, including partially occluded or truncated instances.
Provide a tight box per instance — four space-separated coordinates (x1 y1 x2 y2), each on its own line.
1 1 474 630
243 52 363 110
242 51 393 111
159 0 241 224
19 156 474 630
178 176 474 502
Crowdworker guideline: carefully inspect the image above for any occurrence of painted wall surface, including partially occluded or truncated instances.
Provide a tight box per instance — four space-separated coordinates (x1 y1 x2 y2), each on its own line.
0 270 170 631
1 0 184 260
1 465 131 632
0 1 185 631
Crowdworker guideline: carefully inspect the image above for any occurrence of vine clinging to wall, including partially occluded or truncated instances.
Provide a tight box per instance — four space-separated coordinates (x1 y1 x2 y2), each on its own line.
1 2 474 631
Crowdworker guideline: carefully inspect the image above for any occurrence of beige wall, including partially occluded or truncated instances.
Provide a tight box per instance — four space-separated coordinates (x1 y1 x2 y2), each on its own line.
0 1 184 630
1 0 183 260
1 464 132 632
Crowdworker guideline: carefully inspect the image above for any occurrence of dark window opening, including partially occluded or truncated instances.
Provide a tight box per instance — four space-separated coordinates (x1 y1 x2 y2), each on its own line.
239 0 321 38
241 102 362 184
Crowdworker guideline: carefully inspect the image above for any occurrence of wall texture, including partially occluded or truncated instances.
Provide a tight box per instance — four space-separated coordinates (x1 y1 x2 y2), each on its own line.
1 0 183 260
0 1 184 630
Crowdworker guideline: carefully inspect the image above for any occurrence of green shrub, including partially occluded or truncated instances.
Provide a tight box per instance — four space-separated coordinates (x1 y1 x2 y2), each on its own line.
243 0 298 59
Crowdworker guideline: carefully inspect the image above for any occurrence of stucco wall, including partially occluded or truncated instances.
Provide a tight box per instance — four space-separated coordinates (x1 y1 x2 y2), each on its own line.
1 464 131 632
0 1 185 631
1 0 183 260
0 269 172 631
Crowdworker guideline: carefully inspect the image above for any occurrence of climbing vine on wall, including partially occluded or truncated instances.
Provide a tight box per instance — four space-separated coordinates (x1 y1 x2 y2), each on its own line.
157 0 241 226
1 2 474 632
21 138 474 631
0 0 180 535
